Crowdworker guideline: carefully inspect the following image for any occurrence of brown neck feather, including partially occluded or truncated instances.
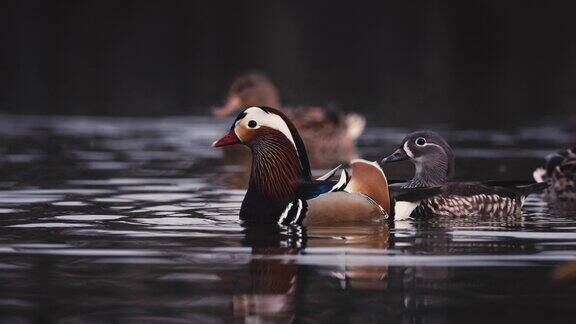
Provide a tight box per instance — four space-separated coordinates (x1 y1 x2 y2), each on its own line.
248 128 303 203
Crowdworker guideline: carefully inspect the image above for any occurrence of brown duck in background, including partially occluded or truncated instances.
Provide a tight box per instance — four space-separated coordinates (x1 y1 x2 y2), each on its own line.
213 72 366 168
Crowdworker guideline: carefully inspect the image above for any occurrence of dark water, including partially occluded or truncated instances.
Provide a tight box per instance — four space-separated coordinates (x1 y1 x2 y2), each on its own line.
0 115 575 323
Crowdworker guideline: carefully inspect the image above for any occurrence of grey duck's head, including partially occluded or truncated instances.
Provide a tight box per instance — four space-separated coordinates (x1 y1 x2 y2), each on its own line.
381 130 454 187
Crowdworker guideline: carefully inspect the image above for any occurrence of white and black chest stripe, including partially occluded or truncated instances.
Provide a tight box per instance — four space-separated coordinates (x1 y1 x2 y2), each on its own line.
278 199 308 225
414 194 523 217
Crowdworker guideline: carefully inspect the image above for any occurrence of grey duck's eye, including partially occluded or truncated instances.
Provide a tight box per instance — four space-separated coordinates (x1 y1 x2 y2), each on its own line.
248 120 257 128
416 137 426 146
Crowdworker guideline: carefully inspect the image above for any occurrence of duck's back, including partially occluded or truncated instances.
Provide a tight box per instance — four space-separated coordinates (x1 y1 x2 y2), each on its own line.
413 183 527 218
285 107 365 167
304 192 386 225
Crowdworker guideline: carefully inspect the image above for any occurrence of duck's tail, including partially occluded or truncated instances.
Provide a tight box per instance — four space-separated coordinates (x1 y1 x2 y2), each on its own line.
344 159 391 214
518 182 549 195
345 113 366 140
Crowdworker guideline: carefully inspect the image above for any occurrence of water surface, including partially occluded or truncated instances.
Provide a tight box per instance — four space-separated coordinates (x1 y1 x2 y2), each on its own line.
0 115 574 323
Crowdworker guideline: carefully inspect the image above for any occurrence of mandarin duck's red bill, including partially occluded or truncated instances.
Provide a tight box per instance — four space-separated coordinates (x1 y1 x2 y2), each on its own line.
212 130 241 147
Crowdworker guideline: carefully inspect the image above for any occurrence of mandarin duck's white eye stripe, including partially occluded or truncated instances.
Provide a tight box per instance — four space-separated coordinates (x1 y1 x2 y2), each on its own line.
421 142 444 150
240 107 298 151
404 139 445 158
403 141 414 158
233 112 247 127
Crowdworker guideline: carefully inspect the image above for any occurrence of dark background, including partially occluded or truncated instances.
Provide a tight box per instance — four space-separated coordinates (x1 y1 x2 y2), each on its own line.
1 0 575 127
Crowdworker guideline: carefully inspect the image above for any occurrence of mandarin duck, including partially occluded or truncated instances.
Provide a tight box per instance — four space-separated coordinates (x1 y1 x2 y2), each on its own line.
381 131 548 219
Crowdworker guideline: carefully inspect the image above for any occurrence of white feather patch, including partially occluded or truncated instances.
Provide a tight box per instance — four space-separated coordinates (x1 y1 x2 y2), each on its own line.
278 202 294 224
316 164 342 181
394 201 420 220
533 167 546 183
291 199 303 224
238 107 297 150
332 170 349 191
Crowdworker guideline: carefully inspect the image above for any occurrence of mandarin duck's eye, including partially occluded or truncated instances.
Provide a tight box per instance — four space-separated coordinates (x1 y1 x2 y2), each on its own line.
248 120 257 128
416 137 426 146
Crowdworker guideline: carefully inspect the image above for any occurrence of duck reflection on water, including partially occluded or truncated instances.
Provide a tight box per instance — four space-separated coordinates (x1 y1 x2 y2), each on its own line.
232 224 390 322
231 212 532 323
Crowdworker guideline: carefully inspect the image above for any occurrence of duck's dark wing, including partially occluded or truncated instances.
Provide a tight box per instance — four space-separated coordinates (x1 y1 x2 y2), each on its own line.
389 186 443 202
482 180 549 196
387 179 409 185
482 180 537 187
442 181 548 198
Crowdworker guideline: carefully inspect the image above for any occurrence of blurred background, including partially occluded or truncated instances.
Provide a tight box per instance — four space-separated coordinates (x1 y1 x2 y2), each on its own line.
1 0 575 127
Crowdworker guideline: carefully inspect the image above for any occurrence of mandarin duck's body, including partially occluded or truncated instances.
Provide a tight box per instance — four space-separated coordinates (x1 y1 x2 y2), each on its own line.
382 131 547 219
212 106 391 225
533 147 576 203
213 73 365 168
